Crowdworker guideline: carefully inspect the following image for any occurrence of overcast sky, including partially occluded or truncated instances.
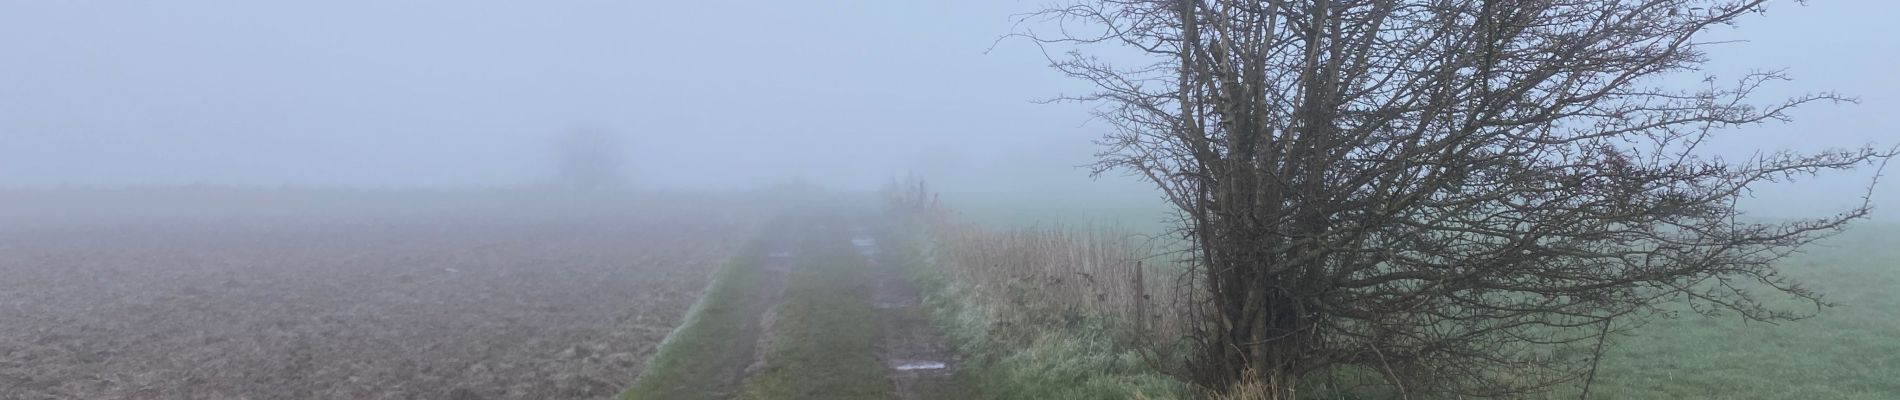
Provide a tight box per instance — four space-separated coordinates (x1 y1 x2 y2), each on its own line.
0 1 1893 218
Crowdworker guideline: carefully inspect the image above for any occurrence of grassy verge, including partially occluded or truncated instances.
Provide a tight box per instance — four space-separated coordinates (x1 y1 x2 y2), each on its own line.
888 224 1190 400
619 240 769 400
734 227 891 400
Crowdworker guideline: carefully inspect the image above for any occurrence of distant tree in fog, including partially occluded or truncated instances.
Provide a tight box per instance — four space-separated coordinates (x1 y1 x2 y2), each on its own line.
555 129 627 190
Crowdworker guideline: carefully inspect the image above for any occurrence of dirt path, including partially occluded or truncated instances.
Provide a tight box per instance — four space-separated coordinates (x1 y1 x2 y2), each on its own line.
852 225 965 400
652 214 965 400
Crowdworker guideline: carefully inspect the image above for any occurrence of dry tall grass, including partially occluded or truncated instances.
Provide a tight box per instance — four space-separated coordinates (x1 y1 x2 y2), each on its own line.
884 178 1188 343
924 218 1188 340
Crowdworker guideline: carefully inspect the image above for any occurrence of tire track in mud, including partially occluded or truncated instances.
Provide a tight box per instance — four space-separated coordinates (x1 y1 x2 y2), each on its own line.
851 225 964 400
710 238 796 399
741 242 796 382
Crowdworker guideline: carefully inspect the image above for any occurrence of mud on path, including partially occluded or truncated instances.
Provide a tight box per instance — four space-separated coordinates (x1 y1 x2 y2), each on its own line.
852 225 963 400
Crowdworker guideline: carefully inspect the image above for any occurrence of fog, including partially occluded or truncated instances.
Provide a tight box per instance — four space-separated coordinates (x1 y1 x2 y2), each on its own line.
0 1 1894 218
5 3 1900 399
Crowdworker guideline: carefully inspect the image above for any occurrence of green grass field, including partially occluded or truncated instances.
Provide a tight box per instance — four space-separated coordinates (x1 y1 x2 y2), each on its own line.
1575 223 1900 399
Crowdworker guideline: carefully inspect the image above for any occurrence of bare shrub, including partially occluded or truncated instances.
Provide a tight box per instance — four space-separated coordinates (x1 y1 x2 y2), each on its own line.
1022 0 1895 397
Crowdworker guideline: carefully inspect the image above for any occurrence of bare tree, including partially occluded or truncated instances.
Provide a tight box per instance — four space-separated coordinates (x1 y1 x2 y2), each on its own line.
555 129 627 191
1024 0 1893 397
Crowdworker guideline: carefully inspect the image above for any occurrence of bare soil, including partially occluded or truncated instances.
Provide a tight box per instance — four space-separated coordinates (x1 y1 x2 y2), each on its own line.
0 208 753 399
